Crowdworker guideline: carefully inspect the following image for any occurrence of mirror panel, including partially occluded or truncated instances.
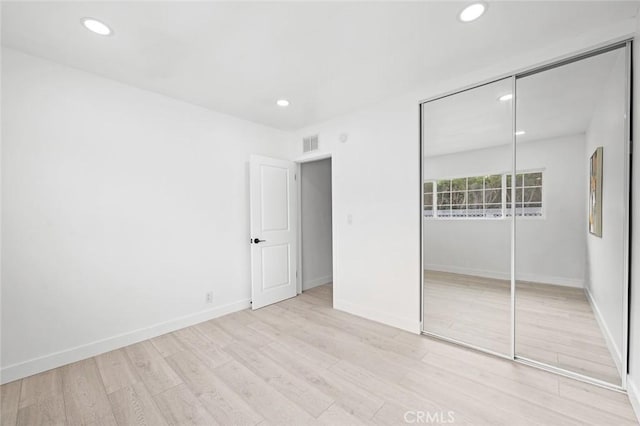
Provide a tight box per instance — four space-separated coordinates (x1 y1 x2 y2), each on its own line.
514 47 627 386
422 78 513 356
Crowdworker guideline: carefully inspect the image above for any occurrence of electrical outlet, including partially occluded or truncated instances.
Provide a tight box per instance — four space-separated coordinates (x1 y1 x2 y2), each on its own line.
206 292 213 304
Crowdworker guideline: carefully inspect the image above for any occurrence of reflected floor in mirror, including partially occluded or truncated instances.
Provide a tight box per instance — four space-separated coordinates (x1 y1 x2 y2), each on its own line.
423 270 620 385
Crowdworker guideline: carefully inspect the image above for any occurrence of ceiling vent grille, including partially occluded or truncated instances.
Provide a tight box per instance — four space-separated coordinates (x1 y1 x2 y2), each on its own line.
303 135 319 153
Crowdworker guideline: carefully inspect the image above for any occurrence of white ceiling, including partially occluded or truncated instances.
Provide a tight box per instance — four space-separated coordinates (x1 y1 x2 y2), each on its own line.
423 46 624 157
424 78 514 157
518 48 624 143
2 1 638 130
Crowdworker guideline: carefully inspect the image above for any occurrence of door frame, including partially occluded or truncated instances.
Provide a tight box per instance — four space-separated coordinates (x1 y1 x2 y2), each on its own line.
419 38 633 392
295 154 335 300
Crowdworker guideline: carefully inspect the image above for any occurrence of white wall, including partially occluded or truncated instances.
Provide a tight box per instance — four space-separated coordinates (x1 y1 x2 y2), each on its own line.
423 134 587 287
584 50 628 371
627 11 640 419
292 99 422 332
289 20 635 334
0 48 292 383
300 158 333 290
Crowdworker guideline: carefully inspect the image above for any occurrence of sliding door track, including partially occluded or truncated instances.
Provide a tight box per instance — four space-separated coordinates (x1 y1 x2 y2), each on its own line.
420 331 626 393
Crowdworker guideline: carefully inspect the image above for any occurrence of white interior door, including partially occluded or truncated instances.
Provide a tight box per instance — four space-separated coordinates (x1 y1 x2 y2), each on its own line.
249 155 297 309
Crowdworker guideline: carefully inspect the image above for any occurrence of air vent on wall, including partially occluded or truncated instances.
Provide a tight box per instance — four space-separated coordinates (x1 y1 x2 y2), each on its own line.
303 135 319 153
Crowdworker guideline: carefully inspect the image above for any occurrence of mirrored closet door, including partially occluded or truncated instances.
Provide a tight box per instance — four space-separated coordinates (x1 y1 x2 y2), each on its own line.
421 42 631 388
514 45 629 387
422 78 514 356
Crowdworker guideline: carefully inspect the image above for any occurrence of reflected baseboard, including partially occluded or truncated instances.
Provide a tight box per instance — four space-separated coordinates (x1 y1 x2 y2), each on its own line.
585 287 623 377
423 265 584 288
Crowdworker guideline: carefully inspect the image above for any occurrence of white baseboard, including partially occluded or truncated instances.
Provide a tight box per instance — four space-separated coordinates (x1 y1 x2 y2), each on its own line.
584 288 623 377
302 275 333 291
628 377 640 423
0 299 250 385
334 298 420 334
424 263 584 288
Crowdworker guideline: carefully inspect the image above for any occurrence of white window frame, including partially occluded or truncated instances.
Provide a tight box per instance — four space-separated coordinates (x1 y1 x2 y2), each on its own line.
505 169 545 220
423 169 545 220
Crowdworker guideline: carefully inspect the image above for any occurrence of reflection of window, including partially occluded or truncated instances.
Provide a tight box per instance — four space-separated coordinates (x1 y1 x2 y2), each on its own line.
423 171 543 219
424 182 434 217
506 172 543 217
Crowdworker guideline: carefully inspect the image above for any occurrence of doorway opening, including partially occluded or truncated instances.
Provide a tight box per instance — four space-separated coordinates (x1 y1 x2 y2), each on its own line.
298 157 333 307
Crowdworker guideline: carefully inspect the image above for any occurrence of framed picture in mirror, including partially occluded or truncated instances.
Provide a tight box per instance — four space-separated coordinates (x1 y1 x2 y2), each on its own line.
589 146 603 237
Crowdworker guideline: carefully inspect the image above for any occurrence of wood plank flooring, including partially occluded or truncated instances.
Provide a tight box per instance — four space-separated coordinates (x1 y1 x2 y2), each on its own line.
2 284 638 425
423 270 621 385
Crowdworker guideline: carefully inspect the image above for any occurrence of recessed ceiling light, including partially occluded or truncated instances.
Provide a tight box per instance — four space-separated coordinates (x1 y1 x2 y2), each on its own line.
498 93 513 102
515 130 526 136
81 18 112 36
459 3 487 23
276 99 290 107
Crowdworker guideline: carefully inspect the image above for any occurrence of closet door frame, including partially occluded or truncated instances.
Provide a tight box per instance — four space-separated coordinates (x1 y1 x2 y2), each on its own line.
419 39 632 392
419 77 516 361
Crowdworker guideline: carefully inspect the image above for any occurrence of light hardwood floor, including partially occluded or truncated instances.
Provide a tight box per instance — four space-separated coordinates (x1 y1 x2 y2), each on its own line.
2 284 638 425
424 270 621 384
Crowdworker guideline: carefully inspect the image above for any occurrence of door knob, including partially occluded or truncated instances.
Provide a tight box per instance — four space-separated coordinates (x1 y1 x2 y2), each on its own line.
253 238 266 244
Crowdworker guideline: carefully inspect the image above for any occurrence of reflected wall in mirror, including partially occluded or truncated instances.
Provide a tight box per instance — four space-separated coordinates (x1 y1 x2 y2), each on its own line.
514 46 628 386
422 78 513 355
